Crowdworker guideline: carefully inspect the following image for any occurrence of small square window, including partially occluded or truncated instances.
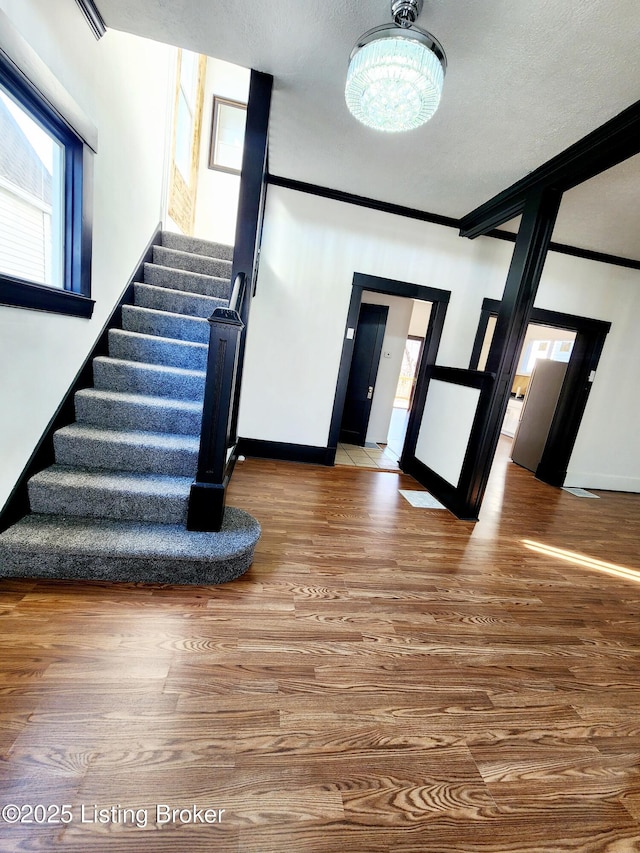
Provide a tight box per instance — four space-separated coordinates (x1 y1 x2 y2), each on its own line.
209 97 246 175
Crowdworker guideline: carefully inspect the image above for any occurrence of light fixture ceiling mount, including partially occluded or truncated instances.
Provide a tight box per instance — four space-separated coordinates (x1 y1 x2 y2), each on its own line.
345 0 446 133
391 0 423 28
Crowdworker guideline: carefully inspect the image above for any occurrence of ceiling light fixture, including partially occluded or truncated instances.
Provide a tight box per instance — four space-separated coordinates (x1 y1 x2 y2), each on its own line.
345 0 447 133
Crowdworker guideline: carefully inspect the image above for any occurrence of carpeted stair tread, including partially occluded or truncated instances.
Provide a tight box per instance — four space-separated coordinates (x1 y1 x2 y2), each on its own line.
121 305 209 344
108 328 208 371
143 263 230 300
140 267 230 302
152 246 232 280
75 388 203 435
134 282 226 318
0 508 261 585
28 465 192 524
161 231 233 262
53 423 199 477
93 356 205 401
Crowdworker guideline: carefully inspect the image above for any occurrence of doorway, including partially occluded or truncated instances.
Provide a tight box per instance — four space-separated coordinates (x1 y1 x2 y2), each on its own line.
470 298 611 486
387 334 427 459
329 273 451 471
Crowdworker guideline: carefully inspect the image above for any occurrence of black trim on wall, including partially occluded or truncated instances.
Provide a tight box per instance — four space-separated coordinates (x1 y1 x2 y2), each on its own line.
74 0 107 39
488 229 640 272
536 327 608 487
0 279 94 317
267 174 460 230
460 98 640 238
469 298 613 371
328 273 451 456
237 438 335 466
228 70 273 440
430 365 492 390
0 224 162 533
267 174 640 273
469 296 611 489
399 297 449 473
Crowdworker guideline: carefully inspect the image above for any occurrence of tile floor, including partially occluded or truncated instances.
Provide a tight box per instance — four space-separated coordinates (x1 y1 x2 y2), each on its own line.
335 442 401 471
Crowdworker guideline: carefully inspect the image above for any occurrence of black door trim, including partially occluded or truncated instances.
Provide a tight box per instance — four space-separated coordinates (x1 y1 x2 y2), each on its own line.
469 297 611 487
328 272 450 463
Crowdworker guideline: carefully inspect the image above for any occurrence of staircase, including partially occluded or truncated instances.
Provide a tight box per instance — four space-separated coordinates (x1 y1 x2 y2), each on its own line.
0 232 260 584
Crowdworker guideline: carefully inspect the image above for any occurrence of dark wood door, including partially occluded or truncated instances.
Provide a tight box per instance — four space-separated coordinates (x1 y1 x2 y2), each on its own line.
339 303 388 446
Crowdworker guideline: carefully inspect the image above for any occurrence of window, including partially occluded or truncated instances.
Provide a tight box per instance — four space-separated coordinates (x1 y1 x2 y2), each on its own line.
0 16 95 318
209 96 247 174
175 50 198 182
0 88 65 289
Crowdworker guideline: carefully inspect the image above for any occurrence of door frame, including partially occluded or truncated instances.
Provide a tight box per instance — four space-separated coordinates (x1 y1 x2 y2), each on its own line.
328 272 451 464
470 297 611 486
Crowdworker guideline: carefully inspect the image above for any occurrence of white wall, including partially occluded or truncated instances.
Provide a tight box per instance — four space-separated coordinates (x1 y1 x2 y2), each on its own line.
239 185 511 447
534 253 640 492
409 300 432 337
193 58 250 246
240 184 640 492
416 381 481 486
0 0 175 512
359 291 413 445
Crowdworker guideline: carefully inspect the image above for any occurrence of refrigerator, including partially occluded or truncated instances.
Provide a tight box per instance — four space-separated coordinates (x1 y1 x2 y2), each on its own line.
511 359 568 473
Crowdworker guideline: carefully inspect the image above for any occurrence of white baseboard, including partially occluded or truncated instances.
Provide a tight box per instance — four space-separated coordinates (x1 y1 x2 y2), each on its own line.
564 472 640 493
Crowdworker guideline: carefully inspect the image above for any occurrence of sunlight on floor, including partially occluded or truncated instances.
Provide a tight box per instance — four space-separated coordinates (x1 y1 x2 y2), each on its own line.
522 539 640 583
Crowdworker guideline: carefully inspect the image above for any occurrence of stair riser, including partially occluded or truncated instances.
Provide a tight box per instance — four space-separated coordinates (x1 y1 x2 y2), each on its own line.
75 393 202 436
121 306 210 344
108 330 207 372
28 480 188 525
134 283 225 319
53 433 198 477
161 231 234 261
152 247 232 279
0 547 254 585
143 264 230 300
93 360 205 402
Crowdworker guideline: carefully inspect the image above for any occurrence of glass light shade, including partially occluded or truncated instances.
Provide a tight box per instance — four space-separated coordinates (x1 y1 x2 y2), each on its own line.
345 29 445 132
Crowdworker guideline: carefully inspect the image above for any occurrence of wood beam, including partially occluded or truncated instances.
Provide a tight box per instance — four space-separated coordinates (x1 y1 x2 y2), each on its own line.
464 186 562 515
460 98 640 238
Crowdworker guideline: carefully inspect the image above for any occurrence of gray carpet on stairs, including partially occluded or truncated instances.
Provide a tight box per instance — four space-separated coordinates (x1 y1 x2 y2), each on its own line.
0 232 260 586
0 508 261 585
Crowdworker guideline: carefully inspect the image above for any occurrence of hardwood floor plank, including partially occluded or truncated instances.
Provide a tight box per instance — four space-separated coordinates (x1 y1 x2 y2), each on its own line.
1 446 639 849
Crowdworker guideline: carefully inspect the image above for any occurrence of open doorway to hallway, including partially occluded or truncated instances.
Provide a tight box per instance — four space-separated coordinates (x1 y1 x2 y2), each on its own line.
470 299 610 490
336 294 432 471
386 334 427 459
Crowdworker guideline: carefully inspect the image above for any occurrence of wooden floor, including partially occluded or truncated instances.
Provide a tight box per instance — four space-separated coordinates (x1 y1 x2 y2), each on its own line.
1 441 640 851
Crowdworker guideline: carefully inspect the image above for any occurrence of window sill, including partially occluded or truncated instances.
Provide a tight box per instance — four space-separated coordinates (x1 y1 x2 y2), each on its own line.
0 277 95 318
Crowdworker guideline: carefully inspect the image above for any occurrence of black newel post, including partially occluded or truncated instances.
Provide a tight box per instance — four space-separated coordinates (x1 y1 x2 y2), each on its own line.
186 303 245 533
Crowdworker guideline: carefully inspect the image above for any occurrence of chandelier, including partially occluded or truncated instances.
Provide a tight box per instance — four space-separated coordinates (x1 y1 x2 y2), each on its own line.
345 0 447 133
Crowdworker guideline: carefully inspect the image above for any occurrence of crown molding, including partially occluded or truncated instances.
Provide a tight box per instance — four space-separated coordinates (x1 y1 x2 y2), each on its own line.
74 0 107 40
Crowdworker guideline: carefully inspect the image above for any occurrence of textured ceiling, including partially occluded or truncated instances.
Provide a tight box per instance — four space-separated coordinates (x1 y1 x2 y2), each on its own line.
97 0 640 262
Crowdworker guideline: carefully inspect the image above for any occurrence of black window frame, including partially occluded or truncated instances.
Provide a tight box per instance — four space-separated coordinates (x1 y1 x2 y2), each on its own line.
0 48 94 319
